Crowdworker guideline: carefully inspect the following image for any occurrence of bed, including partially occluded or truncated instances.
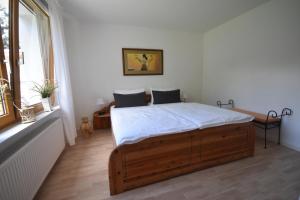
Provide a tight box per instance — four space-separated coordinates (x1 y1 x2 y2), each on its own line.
108 100 255 195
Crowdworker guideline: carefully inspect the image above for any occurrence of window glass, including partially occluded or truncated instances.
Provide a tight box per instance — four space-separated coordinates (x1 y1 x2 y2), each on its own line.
0 0 10 116
0 0 15 128
19 1 44 106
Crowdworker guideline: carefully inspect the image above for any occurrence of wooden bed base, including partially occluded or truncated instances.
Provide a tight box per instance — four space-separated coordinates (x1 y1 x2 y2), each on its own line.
109 122 255 195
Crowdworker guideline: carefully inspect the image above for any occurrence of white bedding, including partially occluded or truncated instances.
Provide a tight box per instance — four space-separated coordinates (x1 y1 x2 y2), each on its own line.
158 103 254 129
110 105 198 146
111 103 254 146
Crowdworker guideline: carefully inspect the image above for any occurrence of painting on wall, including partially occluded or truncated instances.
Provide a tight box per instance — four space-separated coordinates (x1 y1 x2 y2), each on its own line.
122 48 163 75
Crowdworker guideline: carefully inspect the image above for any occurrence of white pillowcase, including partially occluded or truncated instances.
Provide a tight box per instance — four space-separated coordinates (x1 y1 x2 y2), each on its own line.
114 89 145 94
150 88 178 105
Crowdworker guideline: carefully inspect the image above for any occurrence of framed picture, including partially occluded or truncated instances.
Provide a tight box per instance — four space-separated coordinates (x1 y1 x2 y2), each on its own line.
122 48 163 75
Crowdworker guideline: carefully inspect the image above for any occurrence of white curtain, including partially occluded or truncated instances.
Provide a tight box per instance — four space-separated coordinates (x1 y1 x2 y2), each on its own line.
48 0 77 145
36 11 50 79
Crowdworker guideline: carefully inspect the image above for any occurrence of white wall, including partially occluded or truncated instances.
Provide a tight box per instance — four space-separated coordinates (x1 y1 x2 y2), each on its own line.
63 23 203 127
203 0 300 151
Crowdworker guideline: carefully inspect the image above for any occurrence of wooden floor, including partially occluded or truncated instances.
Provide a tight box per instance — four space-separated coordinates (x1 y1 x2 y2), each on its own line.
35 129 300 200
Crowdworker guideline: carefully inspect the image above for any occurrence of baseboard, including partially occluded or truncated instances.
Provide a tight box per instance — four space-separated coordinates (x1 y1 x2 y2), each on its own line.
255 131 300 152
281 141 300 152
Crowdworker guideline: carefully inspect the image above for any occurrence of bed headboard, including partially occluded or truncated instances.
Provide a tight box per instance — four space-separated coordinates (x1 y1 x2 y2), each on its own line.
99 94 151 113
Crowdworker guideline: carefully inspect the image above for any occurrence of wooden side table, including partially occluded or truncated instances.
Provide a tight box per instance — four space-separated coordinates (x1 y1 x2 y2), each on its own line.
93 112 111 129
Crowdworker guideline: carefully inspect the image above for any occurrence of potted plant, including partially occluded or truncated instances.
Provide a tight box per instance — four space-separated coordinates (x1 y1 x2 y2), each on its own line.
32 80 57 112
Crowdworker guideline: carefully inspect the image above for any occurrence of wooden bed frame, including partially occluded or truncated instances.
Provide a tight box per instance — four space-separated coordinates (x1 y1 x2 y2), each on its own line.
107 95 256 195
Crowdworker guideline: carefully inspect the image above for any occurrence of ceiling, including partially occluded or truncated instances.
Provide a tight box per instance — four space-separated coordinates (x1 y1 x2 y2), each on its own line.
59 0 269 33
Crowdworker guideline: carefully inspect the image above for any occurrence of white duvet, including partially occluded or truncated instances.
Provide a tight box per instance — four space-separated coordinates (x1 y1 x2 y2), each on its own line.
111 103 254 146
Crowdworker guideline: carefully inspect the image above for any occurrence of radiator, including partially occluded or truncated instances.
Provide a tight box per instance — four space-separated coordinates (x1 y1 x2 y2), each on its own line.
0 118 65 200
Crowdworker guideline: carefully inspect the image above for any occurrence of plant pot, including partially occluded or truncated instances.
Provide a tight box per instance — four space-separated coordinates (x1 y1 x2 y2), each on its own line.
42 97 52 112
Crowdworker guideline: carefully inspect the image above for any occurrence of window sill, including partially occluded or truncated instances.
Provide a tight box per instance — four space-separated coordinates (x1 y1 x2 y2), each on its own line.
0 106 61 164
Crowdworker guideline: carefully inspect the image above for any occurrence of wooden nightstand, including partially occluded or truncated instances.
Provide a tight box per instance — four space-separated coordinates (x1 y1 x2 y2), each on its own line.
93 111 111 129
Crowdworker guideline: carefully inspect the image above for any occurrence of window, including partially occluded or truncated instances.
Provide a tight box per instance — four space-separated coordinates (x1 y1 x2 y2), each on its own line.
19 1 46 106
0 0 15 128
0 0 54 129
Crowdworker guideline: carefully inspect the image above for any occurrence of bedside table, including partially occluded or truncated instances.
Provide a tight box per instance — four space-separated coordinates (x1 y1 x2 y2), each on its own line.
93 112 111 129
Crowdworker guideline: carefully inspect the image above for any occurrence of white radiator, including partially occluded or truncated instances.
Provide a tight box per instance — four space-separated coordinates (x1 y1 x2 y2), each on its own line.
0 118 65 200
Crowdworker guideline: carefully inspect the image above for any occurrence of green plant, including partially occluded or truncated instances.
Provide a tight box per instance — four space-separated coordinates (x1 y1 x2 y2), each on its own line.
32 80 57 98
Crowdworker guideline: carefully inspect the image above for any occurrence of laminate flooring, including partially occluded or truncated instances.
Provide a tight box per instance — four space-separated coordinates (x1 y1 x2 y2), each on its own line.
35 129 300 200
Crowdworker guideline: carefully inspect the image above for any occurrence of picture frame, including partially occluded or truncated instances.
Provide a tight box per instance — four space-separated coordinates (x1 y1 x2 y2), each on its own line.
122 48 163 76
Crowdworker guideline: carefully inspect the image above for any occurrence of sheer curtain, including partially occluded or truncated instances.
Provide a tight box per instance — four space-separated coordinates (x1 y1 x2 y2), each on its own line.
36 11 50 79
48 0 77 145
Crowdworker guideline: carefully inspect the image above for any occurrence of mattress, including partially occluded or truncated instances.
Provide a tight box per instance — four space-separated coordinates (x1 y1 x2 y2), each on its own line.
111 103 254 146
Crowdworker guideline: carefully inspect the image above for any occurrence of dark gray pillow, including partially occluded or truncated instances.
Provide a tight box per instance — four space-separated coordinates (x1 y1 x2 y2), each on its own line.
152 89 181 104
113 92 147 108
